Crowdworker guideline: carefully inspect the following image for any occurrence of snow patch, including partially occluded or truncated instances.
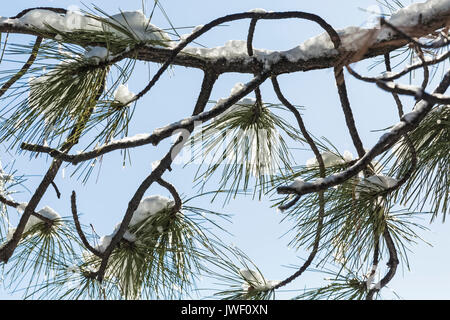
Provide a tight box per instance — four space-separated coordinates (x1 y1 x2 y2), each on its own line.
6 205 61 241
239 269 279 291
84 46 109 63
114 84 136 105
306 151 353 168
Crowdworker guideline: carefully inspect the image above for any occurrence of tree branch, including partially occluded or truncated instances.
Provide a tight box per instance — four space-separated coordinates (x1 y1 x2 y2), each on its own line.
21 72 269 163
277 69 450 199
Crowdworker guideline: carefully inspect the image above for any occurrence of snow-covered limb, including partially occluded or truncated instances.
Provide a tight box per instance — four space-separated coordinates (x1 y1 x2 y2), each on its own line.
1 1 448 76
71 191 103 258
347 50 450 84
376 80 450 104
278 69 450 198
20 72 270 164
1 9 170 44
380 17 449 49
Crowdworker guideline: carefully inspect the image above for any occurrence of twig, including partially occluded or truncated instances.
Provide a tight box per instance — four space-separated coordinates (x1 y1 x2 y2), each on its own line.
346 51 450 84
70 191 103 258
271 76 326 289
157 178 182 214
376 81 450 104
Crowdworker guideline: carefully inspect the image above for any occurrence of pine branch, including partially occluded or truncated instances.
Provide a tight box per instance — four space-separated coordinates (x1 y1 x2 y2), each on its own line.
20 72 269 163
277 69 450 199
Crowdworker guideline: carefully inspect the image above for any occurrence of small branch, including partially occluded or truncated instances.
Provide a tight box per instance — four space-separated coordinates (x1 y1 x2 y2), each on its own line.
366 228 399 300
156 178 182 214
246 18 264 117
271 76 326 289
334 66 366 158
414 45 429 90
246 18 258 57
384 53 405 118
376 81 450 104
380 17 449 49
346 50 450 84
70 191 103 258
50 181 61 199
192 71 218 116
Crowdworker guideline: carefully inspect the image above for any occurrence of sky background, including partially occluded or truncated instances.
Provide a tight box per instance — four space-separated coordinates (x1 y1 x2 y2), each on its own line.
0 0 449 299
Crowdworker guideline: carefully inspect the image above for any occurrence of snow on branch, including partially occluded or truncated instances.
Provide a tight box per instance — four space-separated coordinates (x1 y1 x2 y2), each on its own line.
376 81 450 104
0 0 448 75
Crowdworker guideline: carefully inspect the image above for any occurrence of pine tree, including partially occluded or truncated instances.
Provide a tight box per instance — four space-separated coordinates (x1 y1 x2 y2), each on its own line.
0 0 448 300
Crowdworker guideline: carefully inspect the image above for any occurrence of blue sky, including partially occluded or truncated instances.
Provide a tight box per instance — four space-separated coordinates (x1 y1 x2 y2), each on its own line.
0 0 449 299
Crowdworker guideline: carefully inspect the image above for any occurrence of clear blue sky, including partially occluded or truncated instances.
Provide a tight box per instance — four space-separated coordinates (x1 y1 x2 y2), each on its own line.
0 0 449 299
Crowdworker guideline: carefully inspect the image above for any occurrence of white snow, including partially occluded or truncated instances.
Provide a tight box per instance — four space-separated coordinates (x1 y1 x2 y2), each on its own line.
105 11 171 42
239 269 280 291
6 9 171 45
114 84 136 105
248 8 268 14
93 195 174 253
151 160 161 171
230 82 245 96
288 178 308 189
388 0 450 27
356 174 398 196
129 195 174 227
84 46 109 63
306 151 353 168
110 133 150 145
6 205 61 241
192 25 204 33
